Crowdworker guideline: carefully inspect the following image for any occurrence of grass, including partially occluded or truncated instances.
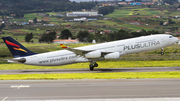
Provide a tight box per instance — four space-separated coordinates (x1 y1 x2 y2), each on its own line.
105 9 131 18
1 60 180 70
147 10 162 15
24 13 37 18
0 71 179 80
3 29 45 34
105 8 162 18
46 12 59 15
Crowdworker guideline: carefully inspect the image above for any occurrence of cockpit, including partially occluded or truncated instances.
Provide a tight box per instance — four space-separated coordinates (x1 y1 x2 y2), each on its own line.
169 36 173 38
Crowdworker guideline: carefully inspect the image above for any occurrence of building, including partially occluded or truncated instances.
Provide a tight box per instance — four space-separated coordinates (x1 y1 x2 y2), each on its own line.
53 38 79 44
74 17 87 21
66 12 99 17
22 22 29 25
130 2 141 5
118 2 127 5
73 17 97 21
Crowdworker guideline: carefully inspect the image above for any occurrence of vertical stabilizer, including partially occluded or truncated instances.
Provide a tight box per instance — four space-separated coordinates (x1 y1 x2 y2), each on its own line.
2 36 37 58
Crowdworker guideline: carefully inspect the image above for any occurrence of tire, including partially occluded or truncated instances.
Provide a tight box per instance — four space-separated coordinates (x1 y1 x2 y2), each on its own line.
89 64 94 71
94 63 98 67
161 52 164 55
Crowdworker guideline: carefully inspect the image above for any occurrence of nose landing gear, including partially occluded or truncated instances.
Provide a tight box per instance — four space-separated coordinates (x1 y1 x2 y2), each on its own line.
161 48 164 55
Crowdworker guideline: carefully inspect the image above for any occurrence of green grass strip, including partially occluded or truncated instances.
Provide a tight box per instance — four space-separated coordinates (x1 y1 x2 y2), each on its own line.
0 72 180 80
1 60 180 70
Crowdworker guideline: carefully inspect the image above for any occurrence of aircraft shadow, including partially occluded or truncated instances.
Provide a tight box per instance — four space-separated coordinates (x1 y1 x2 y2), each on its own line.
20 68 141 73
0 67 178 74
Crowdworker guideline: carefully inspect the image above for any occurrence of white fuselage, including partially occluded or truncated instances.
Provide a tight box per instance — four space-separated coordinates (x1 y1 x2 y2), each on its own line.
15 34 178 66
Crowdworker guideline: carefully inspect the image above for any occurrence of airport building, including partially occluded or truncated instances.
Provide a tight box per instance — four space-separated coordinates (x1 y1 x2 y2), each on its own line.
53 39 79 44
66 12 99 17
73 17 97 21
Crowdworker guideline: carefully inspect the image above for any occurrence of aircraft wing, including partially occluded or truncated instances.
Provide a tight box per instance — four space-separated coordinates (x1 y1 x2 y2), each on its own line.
60 44 111 57
60 44 92 56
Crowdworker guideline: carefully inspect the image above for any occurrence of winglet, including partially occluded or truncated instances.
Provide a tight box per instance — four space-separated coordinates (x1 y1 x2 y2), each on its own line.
60 44 68 49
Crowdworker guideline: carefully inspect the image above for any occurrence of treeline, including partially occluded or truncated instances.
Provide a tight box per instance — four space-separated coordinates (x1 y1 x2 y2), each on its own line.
77 29 160 43
98 6 114 15
162 0 178 5
35 29 160 43
0 0 96 17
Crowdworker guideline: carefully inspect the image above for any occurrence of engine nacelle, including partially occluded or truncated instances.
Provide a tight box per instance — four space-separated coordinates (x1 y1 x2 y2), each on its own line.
85 50 101 58
104 52 120 59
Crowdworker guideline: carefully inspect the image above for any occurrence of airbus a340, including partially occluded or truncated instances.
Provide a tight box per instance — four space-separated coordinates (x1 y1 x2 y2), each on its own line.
2 34 178 71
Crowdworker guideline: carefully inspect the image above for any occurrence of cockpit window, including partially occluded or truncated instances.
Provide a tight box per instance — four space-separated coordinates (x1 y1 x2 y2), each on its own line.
169 36 173 38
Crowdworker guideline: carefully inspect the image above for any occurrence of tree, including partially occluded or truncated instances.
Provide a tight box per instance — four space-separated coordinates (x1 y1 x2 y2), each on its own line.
106 33 115 41
33 17 37 24
77 31 89 42
94 31 102 42
147 5 151 8
168 19 175 24
140 29 150 36
48 31 57 42
60 29 72 39
39 31 57 43
114 29 131 40
147 30 160 34
162 0 177 5
87 33 94 42
25 33 33 43
13 8 24 18
178 4 180 8
0 23 5 29
159 21 164 25
98 6 114 15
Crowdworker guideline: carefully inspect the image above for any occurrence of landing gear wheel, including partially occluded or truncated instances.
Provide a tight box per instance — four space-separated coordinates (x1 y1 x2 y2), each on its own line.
94 63 98 67
89 64 94 71
161 52 164 55
161 48 164 55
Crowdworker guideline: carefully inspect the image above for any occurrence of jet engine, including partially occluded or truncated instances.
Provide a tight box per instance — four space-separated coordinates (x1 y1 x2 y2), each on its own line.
85 50 101 58
104 52 120 59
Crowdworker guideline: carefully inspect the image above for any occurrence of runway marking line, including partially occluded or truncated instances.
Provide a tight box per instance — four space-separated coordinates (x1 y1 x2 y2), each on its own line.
2 97 8 101
10 85 30 89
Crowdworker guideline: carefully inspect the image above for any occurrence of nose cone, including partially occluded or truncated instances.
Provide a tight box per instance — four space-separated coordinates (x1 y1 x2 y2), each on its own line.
175 37 179 43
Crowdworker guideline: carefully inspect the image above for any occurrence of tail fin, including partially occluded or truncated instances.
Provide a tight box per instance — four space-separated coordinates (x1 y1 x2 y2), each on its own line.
2 36 37 58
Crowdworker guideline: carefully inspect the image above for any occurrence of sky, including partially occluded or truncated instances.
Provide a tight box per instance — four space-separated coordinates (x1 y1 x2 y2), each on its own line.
70 0 114 2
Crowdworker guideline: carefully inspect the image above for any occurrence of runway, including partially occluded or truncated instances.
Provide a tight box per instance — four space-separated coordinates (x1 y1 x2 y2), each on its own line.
1 67 180 100
0 67 180 74
0 79 180 100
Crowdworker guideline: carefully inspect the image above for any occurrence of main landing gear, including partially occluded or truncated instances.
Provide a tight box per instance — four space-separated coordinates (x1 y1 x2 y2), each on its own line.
89 62 98 71
161 48 164 55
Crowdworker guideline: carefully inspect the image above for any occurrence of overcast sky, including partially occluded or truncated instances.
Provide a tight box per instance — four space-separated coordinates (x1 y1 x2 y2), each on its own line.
70 0 114 2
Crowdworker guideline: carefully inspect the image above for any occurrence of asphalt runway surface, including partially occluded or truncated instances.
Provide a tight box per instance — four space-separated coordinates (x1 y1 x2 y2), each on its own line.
0 67 180 74
0 67 180 100
0 79 180 101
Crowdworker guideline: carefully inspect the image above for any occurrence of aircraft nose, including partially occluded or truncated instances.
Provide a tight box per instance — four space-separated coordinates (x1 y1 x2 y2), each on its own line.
174 37 179 43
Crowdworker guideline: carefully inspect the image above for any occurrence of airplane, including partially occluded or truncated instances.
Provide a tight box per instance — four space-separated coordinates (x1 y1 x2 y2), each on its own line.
2 34 179 71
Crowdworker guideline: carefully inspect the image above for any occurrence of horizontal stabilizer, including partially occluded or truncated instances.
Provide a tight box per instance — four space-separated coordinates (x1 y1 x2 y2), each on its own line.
4 58 26 63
